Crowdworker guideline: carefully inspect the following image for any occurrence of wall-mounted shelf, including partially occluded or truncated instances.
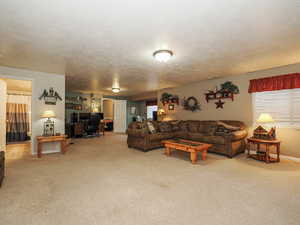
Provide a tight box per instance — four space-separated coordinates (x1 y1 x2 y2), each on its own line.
205 91 234 102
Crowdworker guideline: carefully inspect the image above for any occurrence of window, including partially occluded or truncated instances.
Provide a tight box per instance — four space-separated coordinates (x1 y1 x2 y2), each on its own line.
252 89 300 128
146 105 158 120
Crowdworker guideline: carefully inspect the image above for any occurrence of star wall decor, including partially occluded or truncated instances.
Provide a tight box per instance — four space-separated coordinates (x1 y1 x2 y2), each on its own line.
215 99 225 109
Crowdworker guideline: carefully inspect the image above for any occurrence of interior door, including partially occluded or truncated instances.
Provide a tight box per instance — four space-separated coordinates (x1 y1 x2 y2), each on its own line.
113 100 127 133
0 80 6 151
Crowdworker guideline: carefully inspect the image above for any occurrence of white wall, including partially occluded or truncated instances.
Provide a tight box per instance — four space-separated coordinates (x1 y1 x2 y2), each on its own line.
0 79 6 151
0 66 65 155
158 63 300 158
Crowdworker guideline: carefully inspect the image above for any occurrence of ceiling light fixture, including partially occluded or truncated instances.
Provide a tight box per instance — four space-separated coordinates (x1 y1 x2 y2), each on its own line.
153 49 173 62
112 87 120 93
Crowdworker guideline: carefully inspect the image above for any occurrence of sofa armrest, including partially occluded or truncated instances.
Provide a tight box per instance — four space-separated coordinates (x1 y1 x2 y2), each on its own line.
232 130 247 141
216 130 247 141
226 130 248 141
127 128 149 138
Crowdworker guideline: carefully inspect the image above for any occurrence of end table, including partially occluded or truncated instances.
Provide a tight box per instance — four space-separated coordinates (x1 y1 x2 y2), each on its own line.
246 138 281 163
36 135 67 158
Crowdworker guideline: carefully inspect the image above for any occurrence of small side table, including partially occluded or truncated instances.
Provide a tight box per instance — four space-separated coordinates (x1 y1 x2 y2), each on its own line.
246 138 281 163
36 135 67 158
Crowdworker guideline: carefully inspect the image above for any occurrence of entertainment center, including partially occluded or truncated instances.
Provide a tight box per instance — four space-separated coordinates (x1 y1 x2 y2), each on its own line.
66 112 112 138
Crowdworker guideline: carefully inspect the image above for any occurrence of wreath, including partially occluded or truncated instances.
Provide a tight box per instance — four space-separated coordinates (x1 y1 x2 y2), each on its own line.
182 96 201 112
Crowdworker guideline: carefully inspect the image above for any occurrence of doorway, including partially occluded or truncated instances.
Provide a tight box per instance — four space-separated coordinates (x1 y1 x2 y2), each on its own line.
0 78 32 160
101 98 127 133
102 98 114 132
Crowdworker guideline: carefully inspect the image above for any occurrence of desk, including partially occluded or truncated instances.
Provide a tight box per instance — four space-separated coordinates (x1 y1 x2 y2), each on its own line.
36 135 67 158
247 138 281 163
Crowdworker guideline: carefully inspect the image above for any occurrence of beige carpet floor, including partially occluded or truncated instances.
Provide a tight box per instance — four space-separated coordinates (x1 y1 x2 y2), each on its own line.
1 133 300 225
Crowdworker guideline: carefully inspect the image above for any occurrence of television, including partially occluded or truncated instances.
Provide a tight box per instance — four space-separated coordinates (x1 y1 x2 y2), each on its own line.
90 113 104 121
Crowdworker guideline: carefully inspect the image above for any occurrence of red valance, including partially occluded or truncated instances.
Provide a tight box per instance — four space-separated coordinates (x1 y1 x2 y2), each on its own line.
248 73 300 93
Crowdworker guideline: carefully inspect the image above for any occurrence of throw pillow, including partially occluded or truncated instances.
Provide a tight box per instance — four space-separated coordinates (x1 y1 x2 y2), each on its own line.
147 121 156 134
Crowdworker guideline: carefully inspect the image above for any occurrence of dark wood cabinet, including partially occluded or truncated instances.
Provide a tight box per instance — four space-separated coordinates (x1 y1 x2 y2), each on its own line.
74 123 84 137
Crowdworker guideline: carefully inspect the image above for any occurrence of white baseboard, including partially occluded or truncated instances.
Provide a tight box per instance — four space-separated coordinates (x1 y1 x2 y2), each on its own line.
247 150 300 163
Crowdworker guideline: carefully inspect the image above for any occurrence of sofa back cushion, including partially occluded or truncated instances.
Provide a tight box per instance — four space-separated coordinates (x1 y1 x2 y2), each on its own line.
158 122 173 133
187 121 200 133
178 121 189 132
169 120 180 131
198 124 217 136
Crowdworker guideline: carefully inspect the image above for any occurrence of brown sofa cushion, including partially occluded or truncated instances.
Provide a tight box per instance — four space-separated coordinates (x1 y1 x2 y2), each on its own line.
173 131 188 139
198 124 216 135
178 121 189 132
169 121 180 131
200 135 225 145
149 133 174 141
158 122 172 133
188 133 204 141
188 122 199 133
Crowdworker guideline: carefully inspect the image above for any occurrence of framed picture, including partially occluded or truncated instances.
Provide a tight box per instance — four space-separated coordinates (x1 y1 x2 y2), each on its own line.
168 104 175 110
130 106 136 115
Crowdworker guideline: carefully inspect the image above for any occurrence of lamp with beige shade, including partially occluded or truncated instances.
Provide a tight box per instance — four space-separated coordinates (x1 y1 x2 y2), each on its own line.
41 110 56 136
253 113 276 140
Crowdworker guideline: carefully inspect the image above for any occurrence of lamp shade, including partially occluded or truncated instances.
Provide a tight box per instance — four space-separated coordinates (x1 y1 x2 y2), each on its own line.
157 109 166 115
257 113 274 123
41 110 56 118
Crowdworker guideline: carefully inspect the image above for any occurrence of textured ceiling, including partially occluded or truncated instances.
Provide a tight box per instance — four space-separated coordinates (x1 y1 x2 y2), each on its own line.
0 0 300 96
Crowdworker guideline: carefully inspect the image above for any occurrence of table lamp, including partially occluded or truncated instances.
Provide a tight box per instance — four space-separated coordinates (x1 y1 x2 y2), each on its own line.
41 110 56 136
157 108 166 116
253 113 276 140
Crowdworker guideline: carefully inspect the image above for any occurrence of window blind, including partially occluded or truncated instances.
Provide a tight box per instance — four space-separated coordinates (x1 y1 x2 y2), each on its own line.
252 88 300 128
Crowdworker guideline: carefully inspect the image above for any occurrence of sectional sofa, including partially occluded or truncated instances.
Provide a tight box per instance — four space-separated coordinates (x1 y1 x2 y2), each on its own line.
127 120 248 158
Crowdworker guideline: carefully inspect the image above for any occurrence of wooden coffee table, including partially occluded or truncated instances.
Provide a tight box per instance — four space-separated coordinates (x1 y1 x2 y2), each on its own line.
162 139 212 164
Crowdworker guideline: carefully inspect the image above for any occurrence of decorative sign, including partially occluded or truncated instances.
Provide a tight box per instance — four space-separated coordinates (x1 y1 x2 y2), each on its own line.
39 88 62 105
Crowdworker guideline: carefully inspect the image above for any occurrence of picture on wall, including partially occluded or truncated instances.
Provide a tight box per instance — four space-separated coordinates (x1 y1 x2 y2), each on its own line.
130 106 137 115
39 87 62 105
168 104 175 110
